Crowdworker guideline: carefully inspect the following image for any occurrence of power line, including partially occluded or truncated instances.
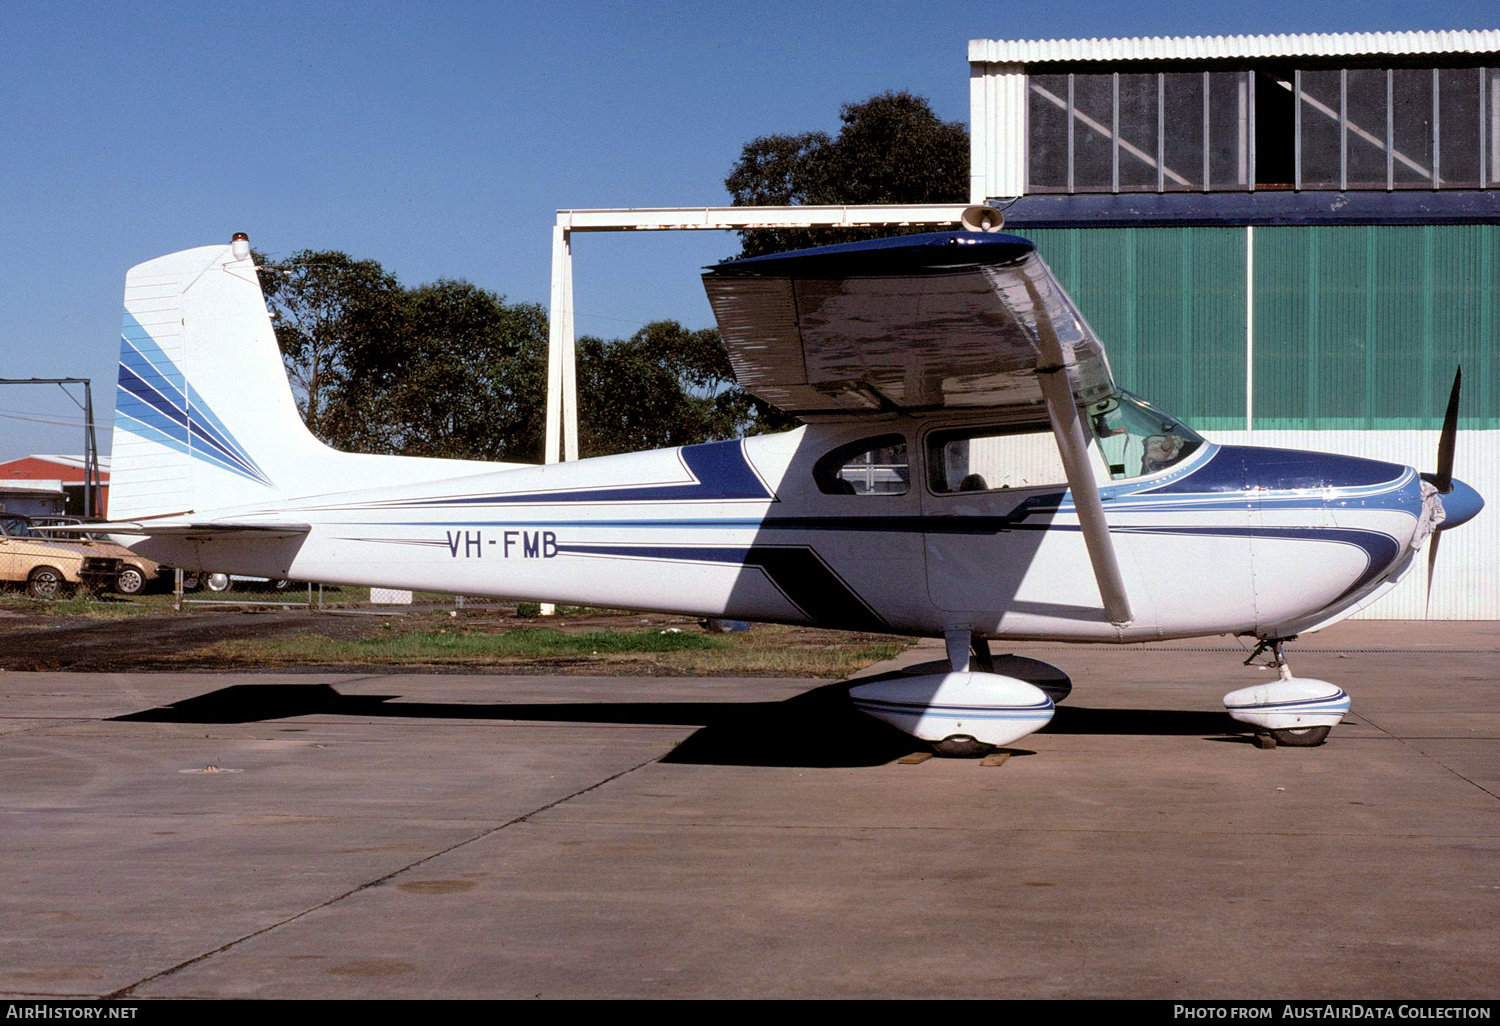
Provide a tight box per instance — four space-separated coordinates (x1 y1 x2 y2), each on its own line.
0 408 94 428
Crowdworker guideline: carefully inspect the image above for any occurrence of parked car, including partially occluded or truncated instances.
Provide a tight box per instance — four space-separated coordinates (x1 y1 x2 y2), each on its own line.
0 515 121 598
183 572 231 592
33 516 168 595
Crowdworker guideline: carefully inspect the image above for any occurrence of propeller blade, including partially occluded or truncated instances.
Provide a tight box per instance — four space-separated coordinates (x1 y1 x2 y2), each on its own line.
1433 366 1461 494
1426 531 1441 617
1425 368 1467 617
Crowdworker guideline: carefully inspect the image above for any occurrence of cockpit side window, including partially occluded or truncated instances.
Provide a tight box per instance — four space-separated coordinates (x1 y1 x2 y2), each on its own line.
813 434 909 495
1087 390 1204 480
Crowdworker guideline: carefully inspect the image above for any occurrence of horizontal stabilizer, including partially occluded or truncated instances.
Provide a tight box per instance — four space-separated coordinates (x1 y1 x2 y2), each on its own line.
47 520 311 539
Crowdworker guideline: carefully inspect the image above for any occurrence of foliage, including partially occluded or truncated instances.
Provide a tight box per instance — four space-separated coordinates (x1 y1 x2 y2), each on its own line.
724 91 969 258
258 255 795 462
257 251 405 438
337 281 549 464
577 321 796 458
259 252 547 462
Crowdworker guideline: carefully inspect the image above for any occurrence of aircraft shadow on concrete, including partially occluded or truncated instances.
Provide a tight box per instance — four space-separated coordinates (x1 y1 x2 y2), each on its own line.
111 681 1253 767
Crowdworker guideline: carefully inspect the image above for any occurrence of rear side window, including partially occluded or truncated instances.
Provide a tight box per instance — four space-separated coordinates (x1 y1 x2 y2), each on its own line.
813 434 909 495
927 425 1066 493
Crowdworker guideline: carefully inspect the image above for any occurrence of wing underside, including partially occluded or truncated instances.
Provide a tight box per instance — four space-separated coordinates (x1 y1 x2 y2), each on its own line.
702 232 1115 419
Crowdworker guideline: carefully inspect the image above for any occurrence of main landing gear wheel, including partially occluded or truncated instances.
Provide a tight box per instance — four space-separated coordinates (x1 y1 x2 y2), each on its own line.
1267 725 1331 748
933 735 994 758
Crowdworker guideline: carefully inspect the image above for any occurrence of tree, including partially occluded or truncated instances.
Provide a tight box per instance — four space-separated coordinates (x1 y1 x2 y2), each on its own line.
257 251 405 439
576 321 795 458
336 281 549 464
724 91 969 257
258 253 548 462
259 256 792 464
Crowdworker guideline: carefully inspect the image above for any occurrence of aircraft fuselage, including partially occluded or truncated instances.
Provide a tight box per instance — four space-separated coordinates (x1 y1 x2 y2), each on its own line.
129 415 1442 645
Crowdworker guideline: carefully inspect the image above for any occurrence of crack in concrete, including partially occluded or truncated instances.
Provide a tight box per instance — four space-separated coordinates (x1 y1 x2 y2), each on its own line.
1355 710 1500 802
104 749 665 999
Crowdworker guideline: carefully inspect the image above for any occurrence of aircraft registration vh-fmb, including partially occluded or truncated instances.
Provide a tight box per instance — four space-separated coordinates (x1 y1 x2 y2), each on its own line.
96 228 1482 755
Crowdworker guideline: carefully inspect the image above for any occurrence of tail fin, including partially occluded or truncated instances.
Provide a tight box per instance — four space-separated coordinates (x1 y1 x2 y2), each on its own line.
110 236 517 520
111 238 326 518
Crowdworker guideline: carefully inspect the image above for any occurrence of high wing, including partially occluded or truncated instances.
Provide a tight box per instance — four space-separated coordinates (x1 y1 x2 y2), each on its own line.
702 231 1115 418
703 230 1132 626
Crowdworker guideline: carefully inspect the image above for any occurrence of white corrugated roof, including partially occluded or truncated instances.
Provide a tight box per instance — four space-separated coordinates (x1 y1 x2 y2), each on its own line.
0 481 65 494
969 30 1500 65
18 454 111 471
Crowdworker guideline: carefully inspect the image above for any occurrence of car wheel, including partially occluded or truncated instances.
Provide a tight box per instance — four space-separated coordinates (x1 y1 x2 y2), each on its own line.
27 566 70 600
203 573 231 592
115 566 146 595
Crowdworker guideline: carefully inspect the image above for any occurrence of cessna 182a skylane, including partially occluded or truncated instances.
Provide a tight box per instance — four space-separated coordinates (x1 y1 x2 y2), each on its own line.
94 229 1482 755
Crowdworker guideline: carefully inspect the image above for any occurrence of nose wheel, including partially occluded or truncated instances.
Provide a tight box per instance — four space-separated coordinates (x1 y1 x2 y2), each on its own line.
1225 639 1349 748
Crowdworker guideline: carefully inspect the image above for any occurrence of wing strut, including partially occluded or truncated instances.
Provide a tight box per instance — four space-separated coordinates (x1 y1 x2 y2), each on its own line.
1030 297 1133 628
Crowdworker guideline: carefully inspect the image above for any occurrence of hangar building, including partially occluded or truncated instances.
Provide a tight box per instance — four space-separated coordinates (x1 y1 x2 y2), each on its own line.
968 30 1500 618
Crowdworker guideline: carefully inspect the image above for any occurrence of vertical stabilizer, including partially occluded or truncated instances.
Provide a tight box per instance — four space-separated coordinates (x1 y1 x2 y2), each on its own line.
111 239 332 519
109 236 525 521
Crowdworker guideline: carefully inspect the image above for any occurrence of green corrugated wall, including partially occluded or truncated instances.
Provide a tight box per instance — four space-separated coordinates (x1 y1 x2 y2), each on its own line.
1022 224 1500 430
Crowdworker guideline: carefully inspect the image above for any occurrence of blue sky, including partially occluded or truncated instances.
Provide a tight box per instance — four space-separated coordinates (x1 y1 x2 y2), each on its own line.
0 0 1487 460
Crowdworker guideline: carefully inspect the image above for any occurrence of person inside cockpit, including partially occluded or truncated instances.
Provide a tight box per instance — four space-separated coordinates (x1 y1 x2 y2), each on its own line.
1087 391 1203 479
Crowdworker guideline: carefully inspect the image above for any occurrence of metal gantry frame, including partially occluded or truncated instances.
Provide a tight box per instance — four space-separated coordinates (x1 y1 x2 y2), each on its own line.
544 204 977 464
0 378 100 517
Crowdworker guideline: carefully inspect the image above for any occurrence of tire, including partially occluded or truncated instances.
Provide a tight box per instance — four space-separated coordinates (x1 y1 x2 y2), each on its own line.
1268 725 1331 747
27 566 70 600
115 566 146 595
203 573 231 593
933 734 994 758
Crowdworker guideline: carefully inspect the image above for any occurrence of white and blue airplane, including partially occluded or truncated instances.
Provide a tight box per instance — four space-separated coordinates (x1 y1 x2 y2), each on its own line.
91 228 1482 754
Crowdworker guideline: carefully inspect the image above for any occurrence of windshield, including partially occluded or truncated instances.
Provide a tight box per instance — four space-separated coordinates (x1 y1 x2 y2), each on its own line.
0 516 42 538
1087 390 1204 480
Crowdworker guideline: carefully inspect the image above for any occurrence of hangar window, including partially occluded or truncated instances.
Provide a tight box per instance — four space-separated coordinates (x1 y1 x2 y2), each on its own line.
1029 69 1254 193
1027 64 1494 193
813 434 909 495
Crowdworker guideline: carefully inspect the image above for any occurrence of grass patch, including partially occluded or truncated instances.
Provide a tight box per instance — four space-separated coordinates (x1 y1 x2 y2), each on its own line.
191 627 725 665
0 590 173 618
179 621 913 677
655 638 908 677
